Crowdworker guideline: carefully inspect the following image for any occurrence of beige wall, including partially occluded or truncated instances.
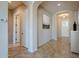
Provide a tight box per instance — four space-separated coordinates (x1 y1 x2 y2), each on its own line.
13 4 27 47
56 10 78 38
78 8 79 24
51 10 78 39
37 6 52 47
57 13 70 37
8 10 13 44
78 8 79 30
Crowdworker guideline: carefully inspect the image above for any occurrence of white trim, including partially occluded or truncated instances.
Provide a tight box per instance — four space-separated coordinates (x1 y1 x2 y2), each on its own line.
13 14 16 47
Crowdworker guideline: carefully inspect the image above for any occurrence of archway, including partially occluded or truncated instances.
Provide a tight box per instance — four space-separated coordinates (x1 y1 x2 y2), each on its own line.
8 1 30 57
55 10 74 39
32 1 78 52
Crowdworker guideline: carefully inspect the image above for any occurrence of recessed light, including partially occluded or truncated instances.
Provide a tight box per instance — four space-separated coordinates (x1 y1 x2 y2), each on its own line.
58 13 69 17
57 3 61 6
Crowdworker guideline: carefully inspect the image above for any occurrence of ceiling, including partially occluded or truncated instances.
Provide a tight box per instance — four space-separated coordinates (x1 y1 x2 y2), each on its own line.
40 1 79 14
8 1 79 13
8 1 33 10
8 1 24 10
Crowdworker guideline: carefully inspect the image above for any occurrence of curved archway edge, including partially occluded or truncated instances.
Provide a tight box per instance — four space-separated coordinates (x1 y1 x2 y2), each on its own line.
28 1 43 52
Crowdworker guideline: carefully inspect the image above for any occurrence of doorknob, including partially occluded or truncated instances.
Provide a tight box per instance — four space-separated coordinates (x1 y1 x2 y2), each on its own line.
21 32 23 35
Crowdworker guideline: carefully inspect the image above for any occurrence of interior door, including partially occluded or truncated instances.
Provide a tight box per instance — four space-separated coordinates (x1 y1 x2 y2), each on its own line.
61 20 69 37
16 15 21 43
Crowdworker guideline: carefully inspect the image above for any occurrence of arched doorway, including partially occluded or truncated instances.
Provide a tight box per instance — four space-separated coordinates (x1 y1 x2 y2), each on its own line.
33 1 78 51
8 1 29 57
56 11 74 39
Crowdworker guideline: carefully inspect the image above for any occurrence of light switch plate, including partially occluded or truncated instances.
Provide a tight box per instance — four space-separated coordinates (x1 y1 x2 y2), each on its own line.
0 19 7 23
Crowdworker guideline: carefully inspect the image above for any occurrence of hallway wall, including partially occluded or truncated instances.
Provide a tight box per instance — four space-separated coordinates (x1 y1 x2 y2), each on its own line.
52 10 78 39
57 14 70 37
13 4 28 48
8 10 13 44
78 8 79 30
37 7 52 47
51 14 57 40
78 8 79 24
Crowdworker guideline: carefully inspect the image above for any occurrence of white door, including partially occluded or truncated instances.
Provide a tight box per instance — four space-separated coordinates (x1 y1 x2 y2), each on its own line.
16 15 21 43
61 20 69 37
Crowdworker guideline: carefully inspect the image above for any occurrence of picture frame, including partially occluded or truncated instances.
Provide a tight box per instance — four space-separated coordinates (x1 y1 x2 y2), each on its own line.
42 14 50 29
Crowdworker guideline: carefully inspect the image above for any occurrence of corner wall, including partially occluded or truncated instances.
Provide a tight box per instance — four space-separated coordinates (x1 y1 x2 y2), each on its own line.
8 10 13 44
37 7 52 47
0 1 8 58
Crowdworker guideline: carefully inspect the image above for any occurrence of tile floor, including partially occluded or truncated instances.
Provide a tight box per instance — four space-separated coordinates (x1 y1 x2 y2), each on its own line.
8 37 79 58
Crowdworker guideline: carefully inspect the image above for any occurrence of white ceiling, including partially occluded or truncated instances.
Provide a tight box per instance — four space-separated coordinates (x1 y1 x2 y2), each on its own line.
8 1 79 13
8 1 24 10
8 1 33 10
40 1 79 14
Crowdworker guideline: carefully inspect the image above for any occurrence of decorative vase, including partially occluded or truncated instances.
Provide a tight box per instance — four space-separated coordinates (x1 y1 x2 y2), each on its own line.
73 22 77 31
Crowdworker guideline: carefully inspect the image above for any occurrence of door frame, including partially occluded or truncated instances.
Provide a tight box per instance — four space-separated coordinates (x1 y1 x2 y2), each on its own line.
13 14 22 47
55 10 74 38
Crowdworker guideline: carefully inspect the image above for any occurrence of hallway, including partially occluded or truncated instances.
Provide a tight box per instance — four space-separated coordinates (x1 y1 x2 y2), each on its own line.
1 1 79 58
8 37 79 58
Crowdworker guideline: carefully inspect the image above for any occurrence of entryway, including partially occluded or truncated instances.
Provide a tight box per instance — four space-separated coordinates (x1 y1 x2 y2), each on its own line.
57 12 70 38
8 1 28 57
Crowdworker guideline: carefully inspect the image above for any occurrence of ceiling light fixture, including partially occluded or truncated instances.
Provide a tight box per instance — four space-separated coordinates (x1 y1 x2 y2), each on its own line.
57 3 61 7
58 13 69 17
